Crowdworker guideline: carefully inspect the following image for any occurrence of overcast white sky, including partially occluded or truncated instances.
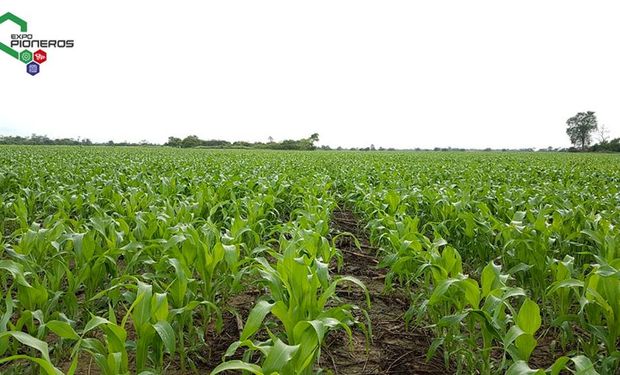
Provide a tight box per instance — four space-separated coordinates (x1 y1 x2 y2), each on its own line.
1 1 619 149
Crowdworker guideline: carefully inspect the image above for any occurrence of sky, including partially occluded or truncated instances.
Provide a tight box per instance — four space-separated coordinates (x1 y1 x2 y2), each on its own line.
1 1 619 149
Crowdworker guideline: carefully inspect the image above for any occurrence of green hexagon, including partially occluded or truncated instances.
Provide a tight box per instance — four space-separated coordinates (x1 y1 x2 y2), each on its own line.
19 50 33 64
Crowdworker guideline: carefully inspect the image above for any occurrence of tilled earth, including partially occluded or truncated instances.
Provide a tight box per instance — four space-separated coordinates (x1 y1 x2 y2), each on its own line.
320 209 451 375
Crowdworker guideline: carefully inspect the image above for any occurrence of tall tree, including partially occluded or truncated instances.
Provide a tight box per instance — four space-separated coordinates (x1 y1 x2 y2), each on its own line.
166 136 182 147
180 135 201 148
566 111 598 150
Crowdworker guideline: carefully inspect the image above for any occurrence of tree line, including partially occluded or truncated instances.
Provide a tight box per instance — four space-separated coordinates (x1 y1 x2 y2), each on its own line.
0 133 321 150
165 133 320 150
0 134 153 146
0 134 95 146
1 120 618 152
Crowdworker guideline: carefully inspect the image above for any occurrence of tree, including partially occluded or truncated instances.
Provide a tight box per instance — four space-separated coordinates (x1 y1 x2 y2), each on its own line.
304 133 319 150
180 135 201 148
566 111 598 150
597 124 610 143
166 137 182 147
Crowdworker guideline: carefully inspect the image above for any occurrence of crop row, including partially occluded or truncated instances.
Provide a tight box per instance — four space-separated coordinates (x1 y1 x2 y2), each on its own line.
1 147 619 374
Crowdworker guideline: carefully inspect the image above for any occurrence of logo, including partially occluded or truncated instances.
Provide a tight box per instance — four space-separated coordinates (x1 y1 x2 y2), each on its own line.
1 12 74 76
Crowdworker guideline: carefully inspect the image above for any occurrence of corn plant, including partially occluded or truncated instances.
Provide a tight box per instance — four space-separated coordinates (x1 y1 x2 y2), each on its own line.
217 231 369 374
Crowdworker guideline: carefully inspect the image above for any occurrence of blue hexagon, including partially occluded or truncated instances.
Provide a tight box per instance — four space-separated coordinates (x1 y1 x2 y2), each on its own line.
26 62 40 76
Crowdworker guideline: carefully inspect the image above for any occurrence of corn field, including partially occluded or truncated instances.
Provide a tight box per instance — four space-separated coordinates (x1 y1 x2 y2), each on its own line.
0 146 619 374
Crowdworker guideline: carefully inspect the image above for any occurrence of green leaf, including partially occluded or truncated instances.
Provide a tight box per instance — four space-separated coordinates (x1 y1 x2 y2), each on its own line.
241 300 274 341
437 312 468 327
66 353 79 375
481 261 500 297
429 278 459 305
507 263 533 275
503 325 525 347
153 321 176 354
80 338 106 354
547 279 584 295
151 292 169 322
0 260 31 287
0 354 63 375
211 360 264 375
512 211 526 224
506 360 544 375
331 275 370 308
108 352 124 374
548 356 570 375
516 298 541 335
262 338 299 374
515 333 537 361
0 331 52 362
83 316 111 334
47 320 79 340
571 355 599 375
460 278 480 308
133 281 153 331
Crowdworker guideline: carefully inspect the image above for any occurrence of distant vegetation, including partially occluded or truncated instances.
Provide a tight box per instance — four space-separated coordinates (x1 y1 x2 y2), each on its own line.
589 138 620 152
1 125 619 152
0 134 143 147
0 133 322 150
565 111 620 152
164 133 320 150
0 134 96 146
566 111 598 150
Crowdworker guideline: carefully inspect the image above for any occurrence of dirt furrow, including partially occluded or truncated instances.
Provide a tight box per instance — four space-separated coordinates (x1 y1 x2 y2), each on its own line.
321 208 450 375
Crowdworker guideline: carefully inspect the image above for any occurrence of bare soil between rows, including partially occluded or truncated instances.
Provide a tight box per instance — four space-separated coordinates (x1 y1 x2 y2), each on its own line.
320 208 451 375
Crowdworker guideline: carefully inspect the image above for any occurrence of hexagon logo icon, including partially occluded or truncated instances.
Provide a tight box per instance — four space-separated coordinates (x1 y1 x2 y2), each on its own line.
33 49 47 64
19 50 32 64
26 61 39 76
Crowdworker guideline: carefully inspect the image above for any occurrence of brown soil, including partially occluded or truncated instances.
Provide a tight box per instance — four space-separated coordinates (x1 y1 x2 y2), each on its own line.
320 209 451 375
528 326 577 371
201 291 258 370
